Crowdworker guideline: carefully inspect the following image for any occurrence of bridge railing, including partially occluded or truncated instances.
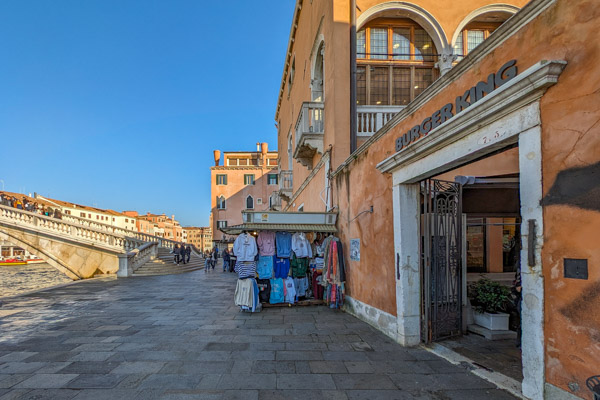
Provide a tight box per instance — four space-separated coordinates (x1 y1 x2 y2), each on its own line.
117 242 158 277
0 204 146 253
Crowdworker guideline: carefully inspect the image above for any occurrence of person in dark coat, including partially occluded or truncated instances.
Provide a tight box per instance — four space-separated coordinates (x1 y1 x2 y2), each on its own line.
173 244 180 264
185 245 191 263
179 244 186 265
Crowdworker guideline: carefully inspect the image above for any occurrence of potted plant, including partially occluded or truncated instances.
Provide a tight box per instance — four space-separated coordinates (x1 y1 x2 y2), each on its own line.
468 278 511 331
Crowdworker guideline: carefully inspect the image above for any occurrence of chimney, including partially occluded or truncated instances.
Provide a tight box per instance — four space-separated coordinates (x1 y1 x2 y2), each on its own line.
256 142 260 152
261 142 268 154
213 150 221 166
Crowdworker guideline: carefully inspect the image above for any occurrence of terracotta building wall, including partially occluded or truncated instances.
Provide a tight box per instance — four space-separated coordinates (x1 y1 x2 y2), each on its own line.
331 0 599 394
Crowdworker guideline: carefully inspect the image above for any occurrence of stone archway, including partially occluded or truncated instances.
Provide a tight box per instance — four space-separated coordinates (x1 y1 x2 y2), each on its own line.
450 4 520 48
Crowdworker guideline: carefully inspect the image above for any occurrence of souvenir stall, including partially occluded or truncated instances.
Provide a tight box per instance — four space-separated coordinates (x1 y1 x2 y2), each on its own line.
222 211 345 312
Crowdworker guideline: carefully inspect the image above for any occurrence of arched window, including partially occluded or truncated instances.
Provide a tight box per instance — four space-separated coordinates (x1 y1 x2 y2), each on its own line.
312 42 324 102
217 196 226 210
246 195 254 210
357 19 438 106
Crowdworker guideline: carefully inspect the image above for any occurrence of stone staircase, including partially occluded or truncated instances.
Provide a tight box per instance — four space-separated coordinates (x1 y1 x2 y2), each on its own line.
132 248 206 276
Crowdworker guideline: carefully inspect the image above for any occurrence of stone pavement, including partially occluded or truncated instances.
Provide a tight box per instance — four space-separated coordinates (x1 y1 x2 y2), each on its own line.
0 265 518 399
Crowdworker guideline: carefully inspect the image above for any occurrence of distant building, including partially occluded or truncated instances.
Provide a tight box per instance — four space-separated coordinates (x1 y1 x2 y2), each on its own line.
210 142 279 248
36 195 137 231
182 226 212 252
136 213 183 241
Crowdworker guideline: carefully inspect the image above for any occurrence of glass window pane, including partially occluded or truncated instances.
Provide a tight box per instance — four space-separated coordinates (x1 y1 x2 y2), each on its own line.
414 68 435 98
467 30 485 53
392 67 410 105
356 66 366 105
454 32 464 58
414 28 435 62
370 66 389 105
370 28 388 59
357 29 366 59
392 28 410 60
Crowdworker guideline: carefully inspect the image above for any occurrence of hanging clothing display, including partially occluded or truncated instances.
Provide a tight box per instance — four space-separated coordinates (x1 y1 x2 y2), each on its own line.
269 278 284 304
235 260 257 279
274 257 290 279
291 232 312 258
257 231 276 256
235 278 254 308
320 235 346 309
290 253 309 278
275 232 292 258
284 277 297 303
257 255 274 279
257 278 271 303
233 233 258 262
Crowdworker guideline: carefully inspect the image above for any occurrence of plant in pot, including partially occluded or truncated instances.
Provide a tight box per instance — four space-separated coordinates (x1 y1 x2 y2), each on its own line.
468 279 511 331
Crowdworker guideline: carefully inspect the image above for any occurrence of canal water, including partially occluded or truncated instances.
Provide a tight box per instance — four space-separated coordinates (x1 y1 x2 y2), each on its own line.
0 263 72 298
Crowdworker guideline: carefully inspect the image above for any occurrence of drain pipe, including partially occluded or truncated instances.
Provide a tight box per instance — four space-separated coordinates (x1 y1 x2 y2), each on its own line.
350 0 357 154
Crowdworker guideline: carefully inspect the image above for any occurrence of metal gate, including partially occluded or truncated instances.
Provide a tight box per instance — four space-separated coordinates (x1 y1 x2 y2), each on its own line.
420 179 463 343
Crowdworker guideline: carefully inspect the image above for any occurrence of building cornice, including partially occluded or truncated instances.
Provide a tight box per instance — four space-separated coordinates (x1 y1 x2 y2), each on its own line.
275 0 304 121
332 0 557 178
211 166 279 171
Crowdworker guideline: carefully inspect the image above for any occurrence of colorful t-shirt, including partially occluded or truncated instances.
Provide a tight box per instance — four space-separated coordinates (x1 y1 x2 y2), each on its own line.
257 231 276 256
269 278 284 304
274 257 290 279
257 255 274 279
275 232 293 258
291 254 309 278
284 277 296 303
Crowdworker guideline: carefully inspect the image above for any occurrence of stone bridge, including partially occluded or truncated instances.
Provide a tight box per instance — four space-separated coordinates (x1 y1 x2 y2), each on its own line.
0 204 199 280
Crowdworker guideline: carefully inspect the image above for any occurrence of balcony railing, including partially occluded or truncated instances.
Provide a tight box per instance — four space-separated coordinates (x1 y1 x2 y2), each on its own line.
269 191 282 210
294 102 324 168
278 170 293 200
357 105 403 137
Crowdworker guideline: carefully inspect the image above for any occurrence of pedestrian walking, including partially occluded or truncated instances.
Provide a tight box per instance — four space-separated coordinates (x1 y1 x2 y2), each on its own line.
185 245 191 263
205 251 211 273
212 248 217 270
179 244 186 265
173 244 180 265
222 249 230 272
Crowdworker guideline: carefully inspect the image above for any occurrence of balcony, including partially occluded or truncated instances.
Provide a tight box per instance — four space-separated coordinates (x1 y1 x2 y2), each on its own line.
278 170 293 201
357 105 403 138
294 102 324 168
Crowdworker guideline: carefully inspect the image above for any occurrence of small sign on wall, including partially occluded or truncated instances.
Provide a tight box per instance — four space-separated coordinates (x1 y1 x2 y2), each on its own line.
350 239 360 261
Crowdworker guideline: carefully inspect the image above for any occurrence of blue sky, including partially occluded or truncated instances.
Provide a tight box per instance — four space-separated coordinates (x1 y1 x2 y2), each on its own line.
0 0 293 227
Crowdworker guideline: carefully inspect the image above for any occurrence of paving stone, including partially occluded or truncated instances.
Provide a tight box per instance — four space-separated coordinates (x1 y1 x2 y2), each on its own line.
0 267 517 400
137 374 202 390
276 351 323 361
0 353 37 362
276 374 336 390
11 388 80 399
217 374 276 390
258 389 348 400
252 361 295 374
14 373 79 389
68 352 114 362
110 362 165 375
332 374 397 390
309 361 348 374
0 374 32 389
66 374 126 389
0 363 46 374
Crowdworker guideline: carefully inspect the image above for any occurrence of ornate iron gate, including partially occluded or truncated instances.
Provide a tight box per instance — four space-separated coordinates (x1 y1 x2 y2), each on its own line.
420 179 463 343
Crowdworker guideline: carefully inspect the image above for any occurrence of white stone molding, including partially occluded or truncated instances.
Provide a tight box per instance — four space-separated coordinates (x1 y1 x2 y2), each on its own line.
343 295 398 340
518 126 545 400
357 1 448 61
450 4 520 48
377 60 567 179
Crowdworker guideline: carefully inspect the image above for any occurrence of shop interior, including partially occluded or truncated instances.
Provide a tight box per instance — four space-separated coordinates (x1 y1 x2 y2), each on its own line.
427 145 523 382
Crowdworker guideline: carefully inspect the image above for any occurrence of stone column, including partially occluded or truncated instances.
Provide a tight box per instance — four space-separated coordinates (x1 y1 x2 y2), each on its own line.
393 183 422 346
